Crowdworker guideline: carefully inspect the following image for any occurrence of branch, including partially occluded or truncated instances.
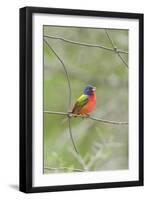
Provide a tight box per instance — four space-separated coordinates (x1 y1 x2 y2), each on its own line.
87 149 103 169
44 166 84 172
44 35 128 54
69 148 89 171
117 53 128 68
105 29 116 49
88 116 128 125
105 29 128 68
68 117 79 154
44 111 128 125
44 39 72 109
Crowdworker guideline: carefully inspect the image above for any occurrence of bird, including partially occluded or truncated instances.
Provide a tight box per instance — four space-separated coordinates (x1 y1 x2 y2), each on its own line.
71 85 96 117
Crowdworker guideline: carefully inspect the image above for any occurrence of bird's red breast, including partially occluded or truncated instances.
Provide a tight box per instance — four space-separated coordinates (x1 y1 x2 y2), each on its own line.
79 92 96 114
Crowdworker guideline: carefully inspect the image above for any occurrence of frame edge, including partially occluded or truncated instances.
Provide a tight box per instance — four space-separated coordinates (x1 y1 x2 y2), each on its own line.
19 7 33 193
19 6 144 193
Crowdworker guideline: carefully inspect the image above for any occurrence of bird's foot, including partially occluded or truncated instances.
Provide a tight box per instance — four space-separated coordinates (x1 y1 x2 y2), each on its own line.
81 114 89 119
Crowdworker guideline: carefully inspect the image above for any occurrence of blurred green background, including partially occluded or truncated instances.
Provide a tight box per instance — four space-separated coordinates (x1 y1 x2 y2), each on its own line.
43 26 128 173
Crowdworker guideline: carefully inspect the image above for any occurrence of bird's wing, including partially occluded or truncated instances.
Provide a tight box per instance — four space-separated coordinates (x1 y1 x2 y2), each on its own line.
72 94 89 114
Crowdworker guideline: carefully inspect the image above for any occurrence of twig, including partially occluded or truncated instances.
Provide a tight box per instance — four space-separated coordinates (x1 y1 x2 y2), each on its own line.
105 29 128 68
88 116 128 125
44 35 128 54
117 53 128 68
69 148 88 171
44 166 84 172
68 117 79 154
44 110 68 115
44 39 72 108
87 150 103 169
44 110 128 125
105 29 116 49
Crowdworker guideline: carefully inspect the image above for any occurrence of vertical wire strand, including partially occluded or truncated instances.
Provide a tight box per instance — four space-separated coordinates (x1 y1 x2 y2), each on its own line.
68 117 79 154
44 39 79 154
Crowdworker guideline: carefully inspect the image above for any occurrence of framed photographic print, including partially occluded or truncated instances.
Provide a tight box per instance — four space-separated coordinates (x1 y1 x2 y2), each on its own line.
19 7 144 193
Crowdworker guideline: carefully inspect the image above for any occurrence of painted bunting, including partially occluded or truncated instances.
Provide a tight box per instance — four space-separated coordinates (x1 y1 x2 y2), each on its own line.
72 85 96 116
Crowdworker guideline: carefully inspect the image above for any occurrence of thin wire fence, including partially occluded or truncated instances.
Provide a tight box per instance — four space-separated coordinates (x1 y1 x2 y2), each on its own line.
43 28 128 171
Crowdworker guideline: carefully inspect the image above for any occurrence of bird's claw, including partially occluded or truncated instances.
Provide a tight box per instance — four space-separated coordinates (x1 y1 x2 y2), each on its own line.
81 114 89 118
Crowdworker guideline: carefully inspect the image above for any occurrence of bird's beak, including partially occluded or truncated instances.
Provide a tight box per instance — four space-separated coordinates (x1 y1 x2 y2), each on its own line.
92 87 96 91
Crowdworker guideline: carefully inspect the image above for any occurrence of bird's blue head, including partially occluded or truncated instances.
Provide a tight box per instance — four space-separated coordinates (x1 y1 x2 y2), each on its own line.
84 85 96 96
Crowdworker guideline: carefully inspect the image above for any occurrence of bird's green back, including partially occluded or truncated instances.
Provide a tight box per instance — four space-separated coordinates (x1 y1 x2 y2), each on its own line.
72 94 88 113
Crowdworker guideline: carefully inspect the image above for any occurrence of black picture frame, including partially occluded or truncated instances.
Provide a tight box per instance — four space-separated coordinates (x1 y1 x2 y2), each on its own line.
19 6 144 193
